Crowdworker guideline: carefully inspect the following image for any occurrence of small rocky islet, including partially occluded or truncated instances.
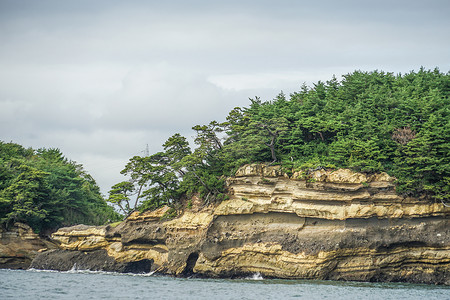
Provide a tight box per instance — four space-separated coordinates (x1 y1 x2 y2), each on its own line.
2 69 449 285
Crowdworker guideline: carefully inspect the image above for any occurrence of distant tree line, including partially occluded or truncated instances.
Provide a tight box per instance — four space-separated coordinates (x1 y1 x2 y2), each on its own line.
108 68 449 215
0 142 121 233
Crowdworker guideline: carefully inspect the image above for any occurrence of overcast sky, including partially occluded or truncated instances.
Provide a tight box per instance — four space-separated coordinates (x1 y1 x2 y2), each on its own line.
1 0 449 194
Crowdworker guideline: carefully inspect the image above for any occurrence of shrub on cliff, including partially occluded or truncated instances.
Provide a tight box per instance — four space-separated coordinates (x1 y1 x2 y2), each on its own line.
0 142 121 233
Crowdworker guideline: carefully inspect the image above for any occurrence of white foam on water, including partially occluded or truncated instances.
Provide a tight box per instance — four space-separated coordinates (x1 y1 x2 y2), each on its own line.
246 272 264 280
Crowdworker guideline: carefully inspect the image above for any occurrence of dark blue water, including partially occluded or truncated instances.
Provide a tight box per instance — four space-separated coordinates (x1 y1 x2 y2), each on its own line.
0 269 448 300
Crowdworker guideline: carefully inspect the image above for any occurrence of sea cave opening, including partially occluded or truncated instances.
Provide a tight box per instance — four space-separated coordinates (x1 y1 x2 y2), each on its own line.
183 252 199 276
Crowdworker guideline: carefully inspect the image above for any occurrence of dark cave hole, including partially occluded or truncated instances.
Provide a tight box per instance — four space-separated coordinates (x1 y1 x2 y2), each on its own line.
183 252 199 276
123 259 153 274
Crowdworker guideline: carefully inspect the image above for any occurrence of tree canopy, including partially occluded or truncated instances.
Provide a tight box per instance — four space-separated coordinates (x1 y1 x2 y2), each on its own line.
0 142 121 233
109 68 449 213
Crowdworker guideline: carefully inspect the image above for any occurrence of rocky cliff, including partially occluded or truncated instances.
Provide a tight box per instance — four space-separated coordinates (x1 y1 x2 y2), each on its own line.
30 165 450 284
0 223 57 269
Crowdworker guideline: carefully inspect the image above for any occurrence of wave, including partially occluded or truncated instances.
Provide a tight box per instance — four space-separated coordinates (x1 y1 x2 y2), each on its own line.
26 267 156 277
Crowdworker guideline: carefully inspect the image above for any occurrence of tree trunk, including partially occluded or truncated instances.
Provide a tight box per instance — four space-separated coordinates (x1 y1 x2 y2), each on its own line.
133 183 144 210
265 135 277 163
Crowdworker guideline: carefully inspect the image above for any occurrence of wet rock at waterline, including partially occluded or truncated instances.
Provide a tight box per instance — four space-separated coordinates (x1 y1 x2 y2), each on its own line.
30 249 153 273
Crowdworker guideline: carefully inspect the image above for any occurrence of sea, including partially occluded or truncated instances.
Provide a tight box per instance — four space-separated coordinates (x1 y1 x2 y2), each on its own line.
0 269 448 300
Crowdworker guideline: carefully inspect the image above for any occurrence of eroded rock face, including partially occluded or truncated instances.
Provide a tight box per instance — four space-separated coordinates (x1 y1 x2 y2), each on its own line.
0 223 57 269
224 165 445 219
196 215 449 283
31 165 450 284
29 249 152 273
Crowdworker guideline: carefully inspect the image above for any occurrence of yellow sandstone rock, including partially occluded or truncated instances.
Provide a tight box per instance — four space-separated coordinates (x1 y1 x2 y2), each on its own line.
37 165 449 284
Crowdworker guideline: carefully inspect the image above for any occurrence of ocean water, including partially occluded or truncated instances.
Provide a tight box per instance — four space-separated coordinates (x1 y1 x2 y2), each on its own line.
0 269 448 300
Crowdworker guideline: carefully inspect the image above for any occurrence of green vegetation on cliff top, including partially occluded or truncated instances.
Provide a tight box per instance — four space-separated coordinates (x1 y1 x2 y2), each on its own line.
0 144 121 233
109 68 449 214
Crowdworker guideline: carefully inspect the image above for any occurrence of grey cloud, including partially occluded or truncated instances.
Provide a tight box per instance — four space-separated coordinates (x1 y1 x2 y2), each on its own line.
0 0 448 193
97 64 239 130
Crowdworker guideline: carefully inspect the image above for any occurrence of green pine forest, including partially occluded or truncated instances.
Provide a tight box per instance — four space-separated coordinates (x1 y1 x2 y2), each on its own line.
108 68 449 215
0 143 121 233
1 68 449 232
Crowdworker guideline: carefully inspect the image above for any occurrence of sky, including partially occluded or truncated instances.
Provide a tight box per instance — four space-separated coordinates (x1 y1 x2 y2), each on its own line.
1 0 449 194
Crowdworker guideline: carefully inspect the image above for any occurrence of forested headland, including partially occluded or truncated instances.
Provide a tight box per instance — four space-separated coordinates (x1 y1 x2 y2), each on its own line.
0 143 120 233
108 68 449 215
1 68 448 232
